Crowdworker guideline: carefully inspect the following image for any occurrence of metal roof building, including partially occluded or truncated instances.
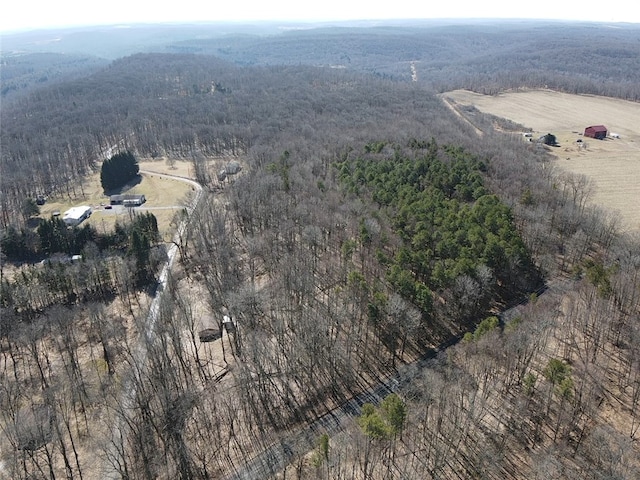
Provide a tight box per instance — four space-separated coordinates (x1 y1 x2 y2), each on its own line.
584 125 607 139
110 194 146 206
62 206 91 226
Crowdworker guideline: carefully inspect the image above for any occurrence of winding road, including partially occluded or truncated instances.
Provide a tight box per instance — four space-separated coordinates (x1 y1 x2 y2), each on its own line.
101 169 204 479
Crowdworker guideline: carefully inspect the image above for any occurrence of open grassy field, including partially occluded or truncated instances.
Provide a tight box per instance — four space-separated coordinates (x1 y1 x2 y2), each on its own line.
443 89 640 233
38 159 196 240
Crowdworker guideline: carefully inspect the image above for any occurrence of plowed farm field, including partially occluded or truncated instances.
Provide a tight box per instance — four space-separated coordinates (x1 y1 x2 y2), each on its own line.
443 89 640 233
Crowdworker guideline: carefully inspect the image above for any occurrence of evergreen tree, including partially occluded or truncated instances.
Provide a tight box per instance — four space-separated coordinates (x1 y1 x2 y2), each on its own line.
37 217 70 255
129 229 152 286
1 226 32 260
100 151 139 192
380 393 407 438
127 212 159 287
21 198 40 223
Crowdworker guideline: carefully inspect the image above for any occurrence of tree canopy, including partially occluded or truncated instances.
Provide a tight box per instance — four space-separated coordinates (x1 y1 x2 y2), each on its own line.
337 141 540 317
358 394 407 440
100 151 139 193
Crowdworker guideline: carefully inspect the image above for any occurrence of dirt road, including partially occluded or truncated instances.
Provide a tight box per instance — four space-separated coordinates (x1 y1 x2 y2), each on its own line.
101 170 204 479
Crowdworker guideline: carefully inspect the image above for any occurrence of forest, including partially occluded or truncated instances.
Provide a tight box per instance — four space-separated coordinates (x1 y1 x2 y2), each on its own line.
1 19 639 479
4 21 640 103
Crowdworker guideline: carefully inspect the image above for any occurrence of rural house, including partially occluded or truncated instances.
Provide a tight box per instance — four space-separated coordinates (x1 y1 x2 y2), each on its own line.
584 125 607 139
62 206 91 226
110 194 146 206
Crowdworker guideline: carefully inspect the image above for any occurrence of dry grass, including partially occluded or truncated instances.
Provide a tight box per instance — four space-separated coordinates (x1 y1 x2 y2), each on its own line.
443 89 640 233
37 158 202 240
138 155 237 179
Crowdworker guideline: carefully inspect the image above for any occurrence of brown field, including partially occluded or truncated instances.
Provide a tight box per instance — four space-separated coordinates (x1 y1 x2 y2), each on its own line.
443 89 640 233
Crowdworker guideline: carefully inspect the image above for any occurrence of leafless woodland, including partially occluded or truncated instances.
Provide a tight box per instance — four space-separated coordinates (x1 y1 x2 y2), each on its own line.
2 22 640 480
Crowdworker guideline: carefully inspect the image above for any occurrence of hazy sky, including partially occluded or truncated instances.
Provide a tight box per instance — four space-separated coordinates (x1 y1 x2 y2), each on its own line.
1 0 637 33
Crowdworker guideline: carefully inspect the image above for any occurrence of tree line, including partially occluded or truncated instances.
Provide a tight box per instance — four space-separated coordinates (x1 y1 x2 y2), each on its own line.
3 20 640 228
172 22 640 100
1 211 161 320
1 127 638 480
1 34 639 478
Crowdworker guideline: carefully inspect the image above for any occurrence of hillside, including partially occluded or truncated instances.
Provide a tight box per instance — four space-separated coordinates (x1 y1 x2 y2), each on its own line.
1 21 640 479
3 21 640 103
444 89 640 233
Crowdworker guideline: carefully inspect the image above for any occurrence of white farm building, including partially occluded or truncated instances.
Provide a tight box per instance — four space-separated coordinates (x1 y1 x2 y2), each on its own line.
62 206 91 226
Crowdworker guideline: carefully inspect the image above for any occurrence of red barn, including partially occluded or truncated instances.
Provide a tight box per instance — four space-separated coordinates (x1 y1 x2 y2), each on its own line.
584 125 607 139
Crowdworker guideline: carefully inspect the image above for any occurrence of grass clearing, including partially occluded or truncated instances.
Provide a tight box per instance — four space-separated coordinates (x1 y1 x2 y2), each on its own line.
443 89 640 233
37 158 198 240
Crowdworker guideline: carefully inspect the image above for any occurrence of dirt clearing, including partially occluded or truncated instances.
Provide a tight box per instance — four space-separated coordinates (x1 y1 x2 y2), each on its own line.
443 89 640 233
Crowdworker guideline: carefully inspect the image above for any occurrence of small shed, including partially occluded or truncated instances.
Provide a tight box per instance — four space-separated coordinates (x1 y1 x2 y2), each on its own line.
226 161 241 175
198 314 221 343
584 125 607 140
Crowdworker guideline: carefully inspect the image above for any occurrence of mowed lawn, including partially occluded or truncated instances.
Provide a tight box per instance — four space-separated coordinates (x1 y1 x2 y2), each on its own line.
443 89 640 233
38 161 196 241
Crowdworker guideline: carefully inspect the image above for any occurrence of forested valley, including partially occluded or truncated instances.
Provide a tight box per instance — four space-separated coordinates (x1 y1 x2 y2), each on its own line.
4 21 640 104
1 20 639 479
